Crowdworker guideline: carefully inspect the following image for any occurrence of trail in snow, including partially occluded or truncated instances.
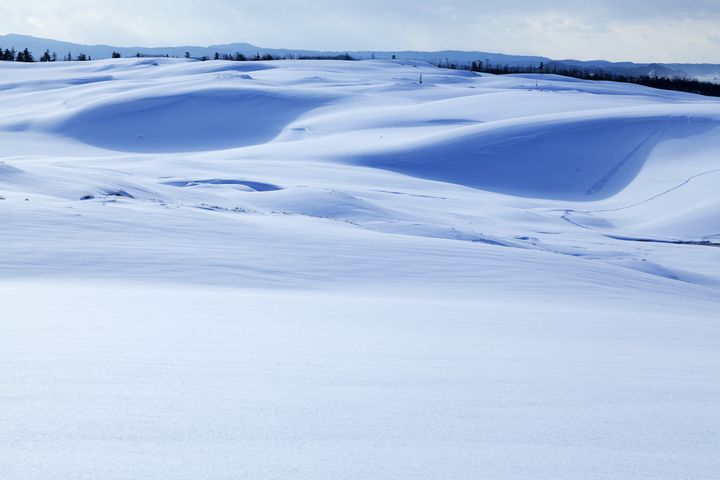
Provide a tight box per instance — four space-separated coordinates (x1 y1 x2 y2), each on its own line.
584 168 720 214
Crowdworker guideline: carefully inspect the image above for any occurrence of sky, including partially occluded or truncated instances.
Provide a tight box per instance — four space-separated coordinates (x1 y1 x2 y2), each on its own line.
1 0 719 63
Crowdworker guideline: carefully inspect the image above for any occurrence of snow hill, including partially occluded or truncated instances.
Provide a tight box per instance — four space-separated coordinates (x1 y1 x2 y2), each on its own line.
1 58 719 479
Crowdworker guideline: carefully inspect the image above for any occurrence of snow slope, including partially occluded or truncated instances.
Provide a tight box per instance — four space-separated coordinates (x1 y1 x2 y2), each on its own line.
1 58 719 479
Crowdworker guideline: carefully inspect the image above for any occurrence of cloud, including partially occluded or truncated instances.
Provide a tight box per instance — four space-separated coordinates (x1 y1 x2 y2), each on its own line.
1 0 719 62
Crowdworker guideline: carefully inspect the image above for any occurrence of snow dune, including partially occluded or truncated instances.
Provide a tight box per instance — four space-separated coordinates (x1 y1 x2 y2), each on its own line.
1 57 718 294
55 88 334 153
1 58 720 479
347 113 718 200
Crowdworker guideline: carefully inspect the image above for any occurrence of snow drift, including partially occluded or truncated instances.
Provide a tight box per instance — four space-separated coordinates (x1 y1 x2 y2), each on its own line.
346 114 719 200
1 58 720 480
54 88 332 152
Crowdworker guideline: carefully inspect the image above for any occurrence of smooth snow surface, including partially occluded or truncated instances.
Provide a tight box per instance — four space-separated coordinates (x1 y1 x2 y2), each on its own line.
1 58 719 479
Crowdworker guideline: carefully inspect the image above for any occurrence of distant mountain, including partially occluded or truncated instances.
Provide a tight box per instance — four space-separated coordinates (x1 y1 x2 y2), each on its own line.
1 33 719 82
0 33 550 67
551 59 688 79
664 63 720 83
0 33 259 60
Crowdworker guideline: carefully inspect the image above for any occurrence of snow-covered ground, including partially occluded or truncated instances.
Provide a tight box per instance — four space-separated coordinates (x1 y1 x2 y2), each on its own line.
1 58 719 479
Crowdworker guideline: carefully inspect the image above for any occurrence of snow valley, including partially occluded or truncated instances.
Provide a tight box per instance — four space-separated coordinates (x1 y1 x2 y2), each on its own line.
1 58 719 479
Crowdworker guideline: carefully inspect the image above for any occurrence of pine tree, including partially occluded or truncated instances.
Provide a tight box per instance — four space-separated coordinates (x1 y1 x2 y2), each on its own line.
40 49 52 62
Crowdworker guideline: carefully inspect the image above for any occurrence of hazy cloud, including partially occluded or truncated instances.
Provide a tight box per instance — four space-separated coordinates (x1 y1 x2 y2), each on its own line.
1 1 719 62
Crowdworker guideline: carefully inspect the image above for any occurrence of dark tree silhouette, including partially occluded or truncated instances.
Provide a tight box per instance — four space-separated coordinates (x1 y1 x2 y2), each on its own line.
438 60 720 98
0 48 15 61
17 48 34 62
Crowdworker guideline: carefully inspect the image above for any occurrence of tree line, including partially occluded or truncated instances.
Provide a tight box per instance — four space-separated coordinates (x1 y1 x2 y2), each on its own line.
0 47 99 62
1 45 355 63
197 52 354 61
434 60 720 98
